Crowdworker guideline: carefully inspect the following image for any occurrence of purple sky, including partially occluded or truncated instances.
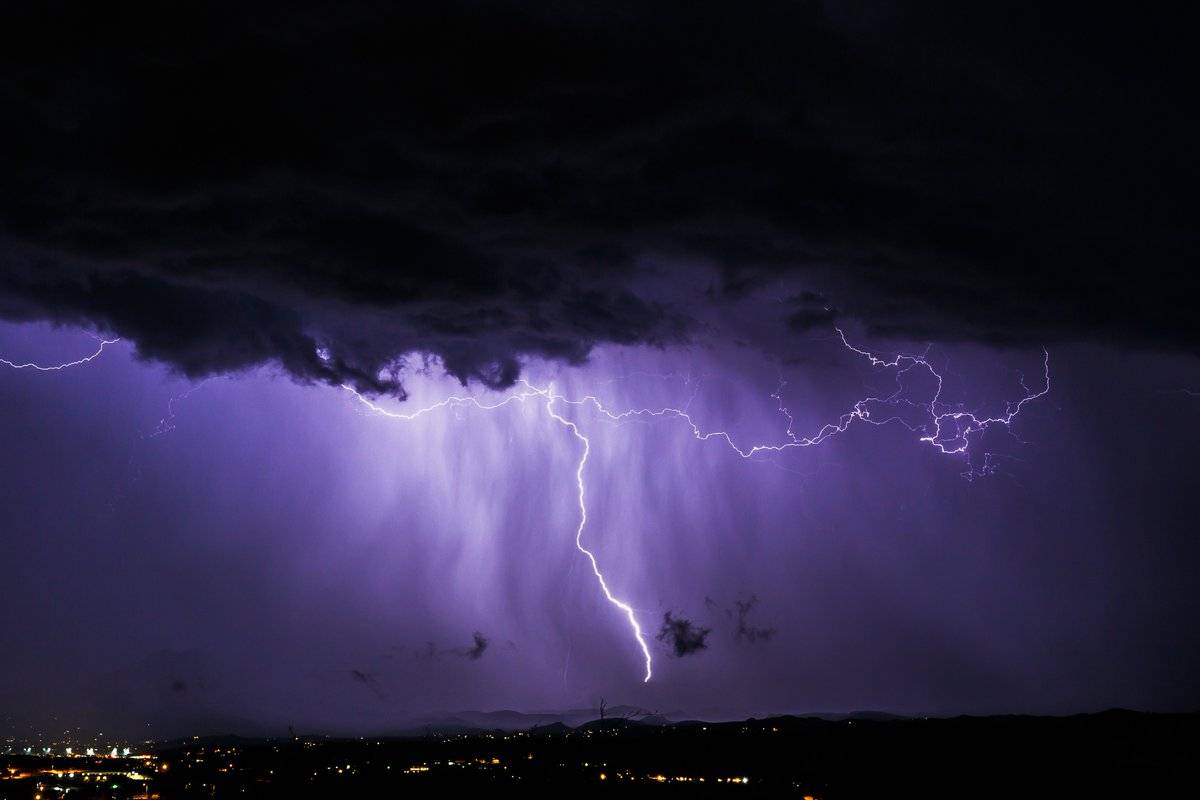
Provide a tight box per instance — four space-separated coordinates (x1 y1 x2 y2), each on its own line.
2 1 1197 740
2 318 1198 737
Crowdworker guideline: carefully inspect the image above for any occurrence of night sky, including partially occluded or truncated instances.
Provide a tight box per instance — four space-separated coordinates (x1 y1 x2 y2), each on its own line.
1 2 1198 738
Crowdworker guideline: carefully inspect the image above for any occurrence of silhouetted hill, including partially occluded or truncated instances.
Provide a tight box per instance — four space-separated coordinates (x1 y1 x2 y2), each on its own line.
90 709 1198 798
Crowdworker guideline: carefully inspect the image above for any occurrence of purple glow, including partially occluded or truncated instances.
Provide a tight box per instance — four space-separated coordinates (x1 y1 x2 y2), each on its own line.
320 327 1047 684
1 1 1196 748
2 319 1198 736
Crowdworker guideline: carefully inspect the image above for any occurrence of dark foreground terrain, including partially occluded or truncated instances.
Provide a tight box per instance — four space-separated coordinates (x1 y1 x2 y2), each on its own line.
2 710 1194 798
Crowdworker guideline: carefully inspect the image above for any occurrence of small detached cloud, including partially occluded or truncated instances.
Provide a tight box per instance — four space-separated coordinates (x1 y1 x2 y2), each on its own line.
657 612 710 658
461 632 489 660
349 669 387 701
732 594 777 645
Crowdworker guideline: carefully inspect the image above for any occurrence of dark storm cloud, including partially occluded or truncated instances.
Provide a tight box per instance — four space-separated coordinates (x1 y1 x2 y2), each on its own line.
657 612 711 658
1 1 1195 393
786 292 841 334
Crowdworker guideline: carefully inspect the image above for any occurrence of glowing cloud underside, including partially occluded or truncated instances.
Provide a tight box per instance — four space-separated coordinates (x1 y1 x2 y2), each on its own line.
2 327 1050 683
341 329 1051 683
340 379 657 681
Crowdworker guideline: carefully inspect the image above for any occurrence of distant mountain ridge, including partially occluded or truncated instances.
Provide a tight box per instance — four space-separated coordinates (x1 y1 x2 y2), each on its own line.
373 706 914 737
144 708 1184 750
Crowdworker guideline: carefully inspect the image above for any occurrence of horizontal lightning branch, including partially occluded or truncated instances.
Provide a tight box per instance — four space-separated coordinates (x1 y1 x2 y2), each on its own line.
343 329 1051 682
3 326 1048 684
0 337 120 371
563 329 1051 479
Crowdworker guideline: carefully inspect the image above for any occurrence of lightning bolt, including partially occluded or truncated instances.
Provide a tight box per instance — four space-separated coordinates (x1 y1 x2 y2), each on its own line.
3 324 1049 682
342 379 655 682
544 391 655 683
0 336 120 371
146 379 211 439
344 329 1049 681
568 329 1051 479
